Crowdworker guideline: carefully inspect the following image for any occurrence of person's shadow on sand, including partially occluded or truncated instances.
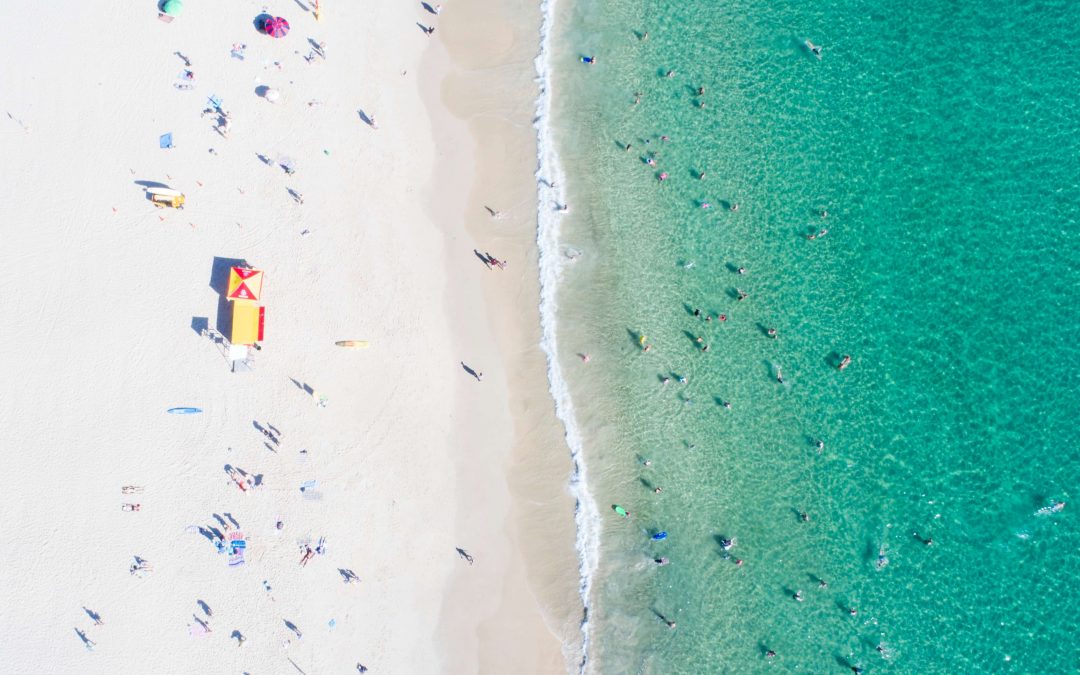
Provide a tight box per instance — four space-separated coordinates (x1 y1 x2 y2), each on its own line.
460 362 482 381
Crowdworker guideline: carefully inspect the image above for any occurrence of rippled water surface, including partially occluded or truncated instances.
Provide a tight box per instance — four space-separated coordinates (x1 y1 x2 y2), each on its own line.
546 0 1080 671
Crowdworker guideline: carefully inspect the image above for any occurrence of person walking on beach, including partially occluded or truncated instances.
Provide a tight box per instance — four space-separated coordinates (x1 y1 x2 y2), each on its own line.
75 628 96 650
84 607 104 625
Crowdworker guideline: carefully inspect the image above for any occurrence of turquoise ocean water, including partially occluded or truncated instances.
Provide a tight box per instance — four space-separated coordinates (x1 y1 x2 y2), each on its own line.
537 0 1080 671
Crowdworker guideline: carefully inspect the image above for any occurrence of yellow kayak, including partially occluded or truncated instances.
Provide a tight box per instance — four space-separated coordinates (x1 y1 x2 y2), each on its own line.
335 340 369 349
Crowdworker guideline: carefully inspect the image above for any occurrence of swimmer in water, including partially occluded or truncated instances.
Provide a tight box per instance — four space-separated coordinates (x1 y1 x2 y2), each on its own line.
876 546 889 569
793 590 804 602
722 401 732 409
698 171 706 180
767 328 777 338
654 557 669 565
654 487 663 494
730 202 739 212
776 368 784 384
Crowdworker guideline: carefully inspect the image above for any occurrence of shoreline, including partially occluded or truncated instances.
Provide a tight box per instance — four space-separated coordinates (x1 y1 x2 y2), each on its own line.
422 0 585 670
531 0 603 670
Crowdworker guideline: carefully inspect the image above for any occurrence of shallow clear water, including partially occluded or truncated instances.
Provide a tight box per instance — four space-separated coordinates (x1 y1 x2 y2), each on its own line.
545 0 1080 671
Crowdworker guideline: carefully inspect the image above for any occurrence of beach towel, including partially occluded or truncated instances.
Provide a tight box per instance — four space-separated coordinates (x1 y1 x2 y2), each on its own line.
159 132 173 149
228 531 246 565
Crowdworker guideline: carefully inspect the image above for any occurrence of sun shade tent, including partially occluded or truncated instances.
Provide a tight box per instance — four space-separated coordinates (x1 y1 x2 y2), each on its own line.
230 302 265 346
226 266 265 345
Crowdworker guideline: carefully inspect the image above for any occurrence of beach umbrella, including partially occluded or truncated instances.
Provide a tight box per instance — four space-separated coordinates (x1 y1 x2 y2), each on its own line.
227 266 263 302
161 0 183 16
264 16 290 38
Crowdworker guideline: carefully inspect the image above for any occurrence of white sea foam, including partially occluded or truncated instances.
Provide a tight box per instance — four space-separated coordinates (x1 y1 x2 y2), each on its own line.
533 1 601 672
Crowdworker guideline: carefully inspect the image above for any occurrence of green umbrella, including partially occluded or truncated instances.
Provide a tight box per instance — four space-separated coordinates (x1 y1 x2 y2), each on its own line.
161 0 183 16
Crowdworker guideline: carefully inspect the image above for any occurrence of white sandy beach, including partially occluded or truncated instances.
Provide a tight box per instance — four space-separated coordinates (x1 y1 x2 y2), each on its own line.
0 0 578 672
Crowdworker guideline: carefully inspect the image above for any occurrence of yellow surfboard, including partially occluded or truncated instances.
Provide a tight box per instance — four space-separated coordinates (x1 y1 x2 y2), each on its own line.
335 340 369 348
